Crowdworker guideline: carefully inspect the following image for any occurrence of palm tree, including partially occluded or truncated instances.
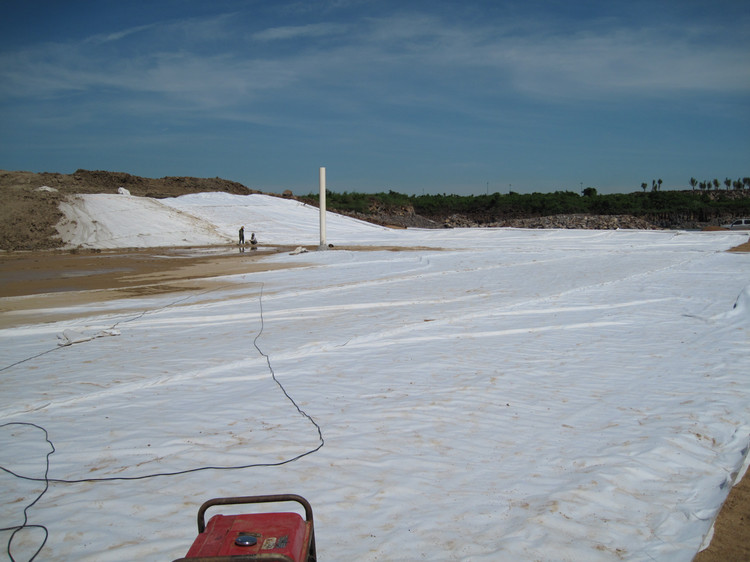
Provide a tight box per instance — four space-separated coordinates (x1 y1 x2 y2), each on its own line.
657 178 662 191
690 177 697 191
641 182 648 192
713 179 720 190
725 177 732 190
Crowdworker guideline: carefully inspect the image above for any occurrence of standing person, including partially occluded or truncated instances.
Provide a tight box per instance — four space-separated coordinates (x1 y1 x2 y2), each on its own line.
239 226 245 245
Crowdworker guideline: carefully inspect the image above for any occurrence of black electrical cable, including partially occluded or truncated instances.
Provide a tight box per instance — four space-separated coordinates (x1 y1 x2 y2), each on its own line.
0 349 59 375
0 281 324 560
0 422 53 562
0 284 233 375
253 283 325 451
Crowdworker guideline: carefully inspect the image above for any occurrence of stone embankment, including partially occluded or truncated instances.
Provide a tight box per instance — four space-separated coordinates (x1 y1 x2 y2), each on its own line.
344 211 658 230
341 202 660 230
472 214 657 230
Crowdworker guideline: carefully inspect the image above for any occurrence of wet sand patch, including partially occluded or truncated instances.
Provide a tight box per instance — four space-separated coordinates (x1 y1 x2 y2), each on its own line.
0 245 438 328
0 246 304 328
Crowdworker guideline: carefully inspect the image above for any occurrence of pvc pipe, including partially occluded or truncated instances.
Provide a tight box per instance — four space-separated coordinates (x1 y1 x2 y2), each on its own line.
319 167 327 250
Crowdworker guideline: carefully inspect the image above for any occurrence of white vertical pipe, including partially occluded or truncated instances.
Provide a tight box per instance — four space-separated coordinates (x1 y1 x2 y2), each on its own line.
319 167 327 250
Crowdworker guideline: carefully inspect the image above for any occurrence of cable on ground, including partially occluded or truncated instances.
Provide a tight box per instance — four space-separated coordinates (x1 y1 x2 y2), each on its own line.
0 281 324 561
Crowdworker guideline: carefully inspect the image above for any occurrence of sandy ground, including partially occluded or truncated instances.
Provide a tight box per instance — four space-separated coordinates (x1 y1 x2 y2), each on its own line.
0 246 308 328
0 244 747 560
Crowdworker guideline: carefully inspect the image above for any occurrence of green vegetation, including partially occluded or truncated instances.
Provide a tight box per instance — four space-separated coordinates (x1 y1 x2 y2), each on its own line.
303 182 750 223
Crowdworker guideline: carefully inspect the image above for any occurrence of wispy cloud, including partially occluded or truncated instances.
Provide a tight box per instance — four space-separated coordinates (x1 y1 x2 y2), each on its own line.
85 23 157 44
252 22 348 42
485 25 750 98
352 13 750 99
1 8 747 127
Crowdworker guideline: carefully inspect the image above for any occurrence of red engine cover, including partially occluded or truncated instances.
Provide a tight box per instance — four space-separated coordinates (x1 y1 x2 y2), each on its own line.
184 512 312 561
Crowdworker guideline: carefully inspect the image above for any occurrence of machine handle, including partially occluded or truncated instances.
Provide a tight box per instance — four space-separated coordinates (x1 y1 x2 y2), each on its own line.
197 494 314 533
172 554 294 562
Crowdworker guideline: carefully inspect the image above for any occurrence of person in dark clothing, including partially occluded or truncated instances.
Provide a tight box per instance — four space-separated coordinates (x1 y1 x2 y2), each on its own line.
239 226 245 245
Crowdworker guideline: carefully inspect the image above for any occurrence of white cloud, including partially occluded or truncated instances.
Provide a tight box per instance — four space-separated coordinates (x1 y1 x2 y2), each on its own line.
85 23 157 44
355 14 750 99
1 9 747 120
252 22 347 42
486 26 750 98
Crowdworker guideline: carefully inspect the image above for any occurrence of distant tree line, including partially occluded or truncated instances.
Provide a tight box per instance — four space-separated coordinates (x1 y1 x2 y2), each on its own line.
303 180 750 225
688 177 750 191
640 177 750 192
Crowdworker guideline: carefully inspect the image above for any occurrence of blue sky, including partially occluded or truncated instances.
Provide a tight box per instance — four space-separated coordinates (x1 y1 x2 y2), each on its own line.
1 0 748 195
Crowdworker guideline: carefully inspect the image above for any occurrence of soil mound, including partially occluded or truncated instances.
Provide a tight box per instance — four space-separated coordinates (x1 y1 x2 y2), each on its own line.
0 169 253 251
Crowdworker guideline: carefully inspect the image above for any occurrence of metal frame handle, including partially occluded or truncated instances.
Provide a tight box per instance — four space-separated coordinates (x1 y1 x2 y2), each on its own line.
197 494 314 533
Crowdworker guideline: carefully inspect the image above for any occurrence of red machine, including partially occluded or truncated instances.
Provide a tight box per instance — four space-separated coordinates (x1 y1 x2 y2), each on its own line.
174 494 316 562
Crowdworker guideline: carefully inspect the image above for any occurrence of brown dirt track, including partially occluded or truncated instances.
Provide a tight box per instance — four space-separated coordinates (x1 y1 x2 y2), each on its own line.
0 246 308 328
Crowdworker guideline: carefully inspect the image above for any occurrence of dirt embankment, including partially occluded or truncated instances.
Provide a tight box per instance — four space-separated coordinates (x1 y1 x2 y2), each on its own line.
0 169 254 251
